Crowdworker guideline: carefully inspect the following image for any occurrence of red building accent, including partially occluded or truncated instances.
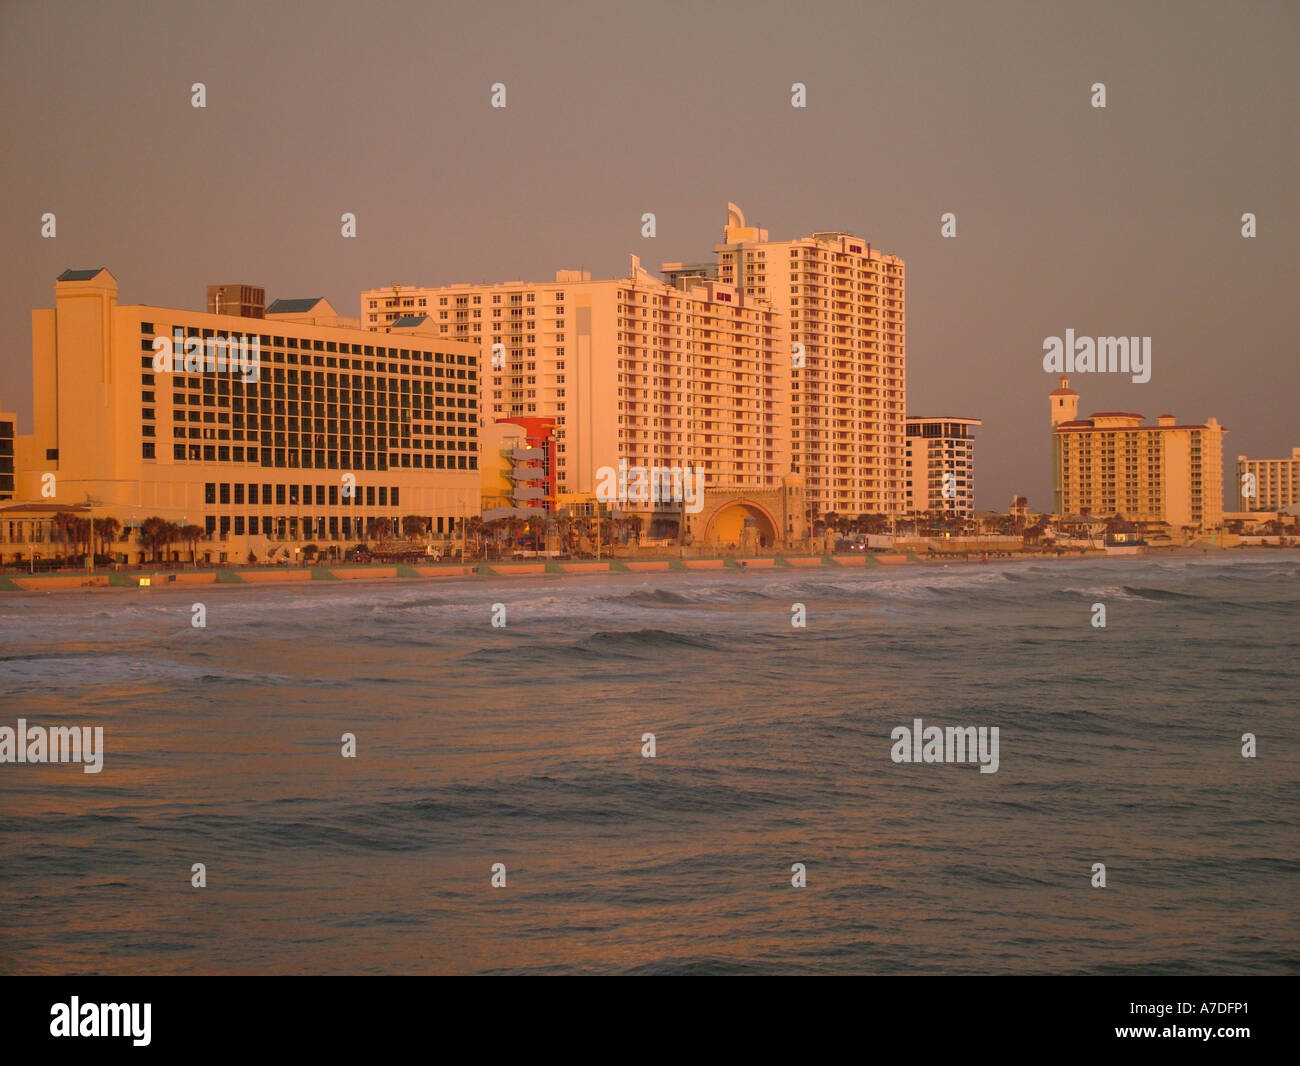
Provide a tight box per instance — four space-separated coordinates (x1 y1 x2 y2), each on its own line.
498 416 557 511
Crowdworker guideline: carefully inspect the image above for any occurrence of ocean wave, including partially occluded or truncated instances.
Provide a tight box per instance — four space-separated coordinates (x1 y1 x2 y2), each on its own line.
1121 586 1203 602
578 628 719 655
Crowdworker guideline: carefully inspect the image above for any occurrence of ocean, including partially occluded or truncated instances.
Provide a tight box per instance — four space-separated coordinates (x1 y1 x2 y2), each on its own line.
1 552 1296 974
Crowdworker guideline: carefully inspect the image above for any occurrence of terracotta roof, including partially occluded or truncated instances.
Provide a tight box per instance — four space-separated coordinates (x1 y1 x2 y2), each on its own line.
1056 423 1225 432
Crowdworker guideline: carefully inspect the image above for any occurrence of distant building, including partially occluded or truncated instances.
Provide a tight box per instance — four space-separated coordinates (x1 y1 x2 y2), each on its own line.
904 417 981 517
1049 377 1225 530
1236 448 1300 510
206 284 265 319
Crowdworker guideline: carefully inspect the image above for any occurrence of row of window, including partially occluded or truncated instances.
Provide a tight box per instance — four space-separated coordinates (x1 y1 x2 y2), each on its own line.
203 514 402 538
141 322 476 369
372 291 563 309
141 441 477 471
205 481 400 507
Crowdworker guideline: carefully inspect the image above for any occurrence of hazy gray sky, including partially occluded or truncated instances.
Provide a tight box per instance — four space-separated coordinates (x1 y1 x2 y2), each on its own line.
2 0 1296 510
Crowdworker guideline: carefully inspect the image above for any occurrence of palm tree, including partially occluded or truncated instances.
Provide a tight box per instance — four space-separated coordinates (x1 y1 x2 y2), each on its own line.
72 516 93 562
178 524 205 564
365 517 392 544
162 522 183 563
139 516 169 562
50 512 77 562
94 516 122 561
480 517 504 557
464 515 483 557
555 514 573 554
401 515 427 540
50 513 93 564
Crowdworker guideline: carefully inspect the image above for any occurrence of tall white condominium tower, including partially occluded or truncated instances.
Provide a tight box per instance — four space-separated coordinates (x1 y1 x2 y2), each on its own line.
665 203 906 519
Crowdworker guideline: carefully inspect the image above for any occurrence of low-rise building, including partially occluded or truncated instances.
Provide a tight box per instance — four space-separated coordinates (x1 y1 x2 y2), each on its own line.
1236 447 1300 511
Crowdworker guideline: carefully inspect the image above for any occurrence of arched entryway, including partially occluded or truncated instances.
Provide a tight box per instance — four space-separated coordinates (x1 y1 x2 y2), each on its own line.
704 501 778 546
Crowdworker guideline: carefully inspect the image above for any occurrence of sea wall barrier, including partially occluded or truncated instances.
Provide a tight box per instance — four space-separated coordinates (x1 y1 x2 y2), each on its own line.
0 544 1235 594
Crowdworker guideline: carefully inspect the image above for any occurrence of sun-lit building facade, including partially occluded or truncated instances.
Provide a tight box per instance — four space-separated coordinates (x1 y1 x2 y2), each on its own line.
905 416 981 517
0 269 481 564
362 260 789 508
1049 377 1225 529
664 203 907 518
1235 447 1300 511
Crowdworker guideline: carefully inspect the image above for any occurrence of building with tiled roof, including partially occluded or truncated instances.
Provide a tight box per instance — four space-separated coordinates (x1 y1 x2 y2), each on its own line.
1048 377 1225 530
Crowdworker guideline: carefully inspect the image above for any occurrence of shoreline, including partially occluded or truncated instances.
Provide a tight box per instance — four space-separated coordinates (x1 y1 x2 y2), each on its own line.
0 544 1285 596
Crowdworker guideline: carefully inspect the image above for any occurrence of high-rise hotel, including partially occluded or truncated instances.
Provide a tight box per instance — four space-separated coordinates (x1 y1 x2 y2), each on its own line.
0 269 480 564
1049 377 1225 529
663 204 907 518
370 204 905 520
362 257 789 502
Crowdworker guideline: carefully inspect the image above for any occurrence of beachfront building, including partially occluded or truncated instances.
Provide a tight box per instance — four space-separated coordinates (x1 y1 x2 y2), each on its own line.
0 411 15 502
0 269 481 565
662 203 907 519
480 416 556 521
1236 447 1300 511
1049 377 1226 531
361 259 789 534
904 417 981 518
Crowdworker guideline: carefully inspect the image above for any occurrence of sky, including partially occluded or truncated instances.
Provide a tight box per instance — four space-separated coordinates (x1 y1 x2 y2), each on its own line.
1 0 1296 511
